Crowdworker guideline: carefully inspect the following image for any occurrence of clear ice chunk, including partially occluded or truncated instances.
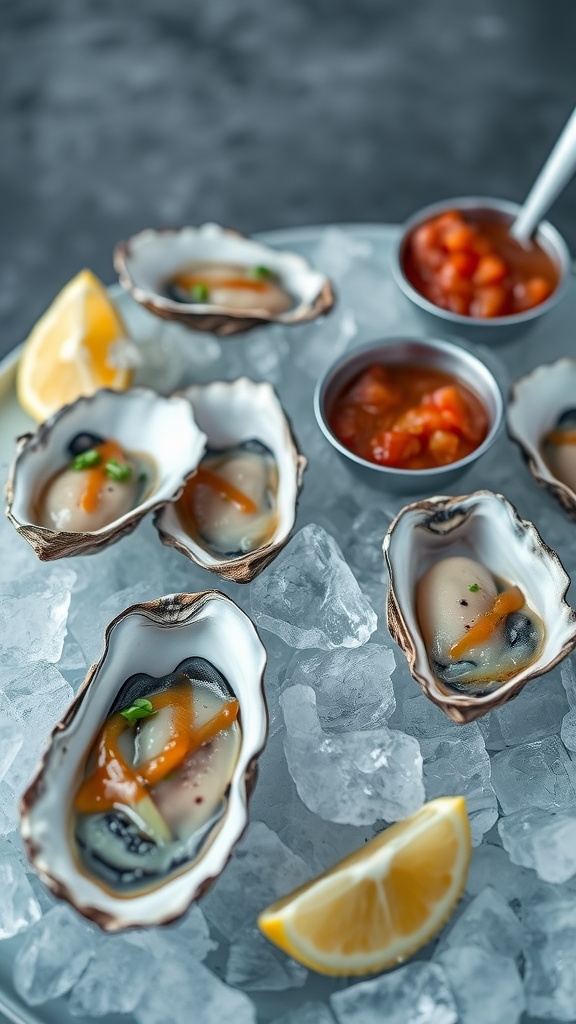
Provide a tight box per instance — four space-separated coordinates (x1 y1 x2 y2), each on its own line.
68 936 155 1017
225 926 307 991
0 714 23 782
522 887 576 1021
465 843 537 904
330 961 458 1024
13 905 96 1005
435 886 522 959
134 947 256 1024
202 821 310 942
0 847 41 940
498 804 576 883
271 1001 336 1024
250 524 377 650
490 735 576 815
561 655 576 707
420 726 497 844
285 644 396 732
0 567 75 666
491 672 568 747
281 684 424 825
436 945 525 1024
561 706 576 753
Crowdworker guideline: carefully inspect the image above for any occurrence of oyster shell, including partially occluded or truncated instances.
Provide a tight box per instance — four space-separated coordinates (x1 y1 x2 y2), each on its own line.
5 388 207 560
384 490 576 723
113 223 335 336
20 591 268 931
155 378 306 583
507 357 576 520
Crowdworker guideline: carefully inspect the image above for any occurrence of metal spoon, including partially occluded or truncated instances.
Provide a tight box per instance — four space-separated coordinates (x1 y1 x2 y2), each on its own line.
510 104 576 245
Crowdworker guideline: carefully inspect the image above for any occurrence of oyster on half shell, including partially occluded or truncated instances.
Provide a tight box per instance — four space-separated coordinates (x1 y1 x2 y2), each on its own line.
20 591 268 931
507 357 576 521
113 223 335 336
155 378 306 583
5 388 207 560
384 491 576 723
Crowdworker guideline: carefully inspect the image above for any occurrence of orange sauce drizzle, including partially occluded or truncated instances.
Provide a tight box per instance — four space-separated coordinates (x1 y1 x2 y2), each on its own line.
187 466 258 515
449 586 525 659
137 684 194 787
74 713 148 814
185 699 239 759
79 440 126 514
172 273 271 293
546 429 576 446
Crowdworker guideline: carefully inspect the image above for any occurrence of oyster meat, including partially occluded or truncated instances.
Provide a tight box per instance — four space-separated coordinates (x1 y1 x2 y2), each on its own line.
6 388 206 560
541 407 576 493
384 491 576 722
416 555 544 696
114 223 335 336
156 378 306 582
20 592 268 930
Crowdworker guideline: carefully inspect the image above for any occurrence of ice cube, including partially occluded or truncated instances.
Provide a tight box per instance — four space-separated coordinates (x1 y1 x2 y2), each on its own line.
393 691 455 741
225 926 307 991
0 714 23 782
134 946 256 1024
420 727 497 844
330 961 458 1024
561 656 576 707
0 846 41 939
0 567 75 666
435 886 522 959
465 843 537 904
250 525 377 650
498 804 576 883
561 707 576 753
68 936 155 1017
271 1002 336 1024
0 513 38 582
13 905 96 1005
281 684 424 825
202 821 310 942
490 735 576 814
522 886 576 1020
285 644 396 732
491 672 568 747
436 945 525 1024
159 903 217 961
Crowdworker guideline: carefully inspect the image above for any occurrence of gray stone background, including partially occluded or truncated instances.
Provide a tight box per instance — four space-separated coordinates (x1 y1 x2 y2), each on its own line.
1 0 575 357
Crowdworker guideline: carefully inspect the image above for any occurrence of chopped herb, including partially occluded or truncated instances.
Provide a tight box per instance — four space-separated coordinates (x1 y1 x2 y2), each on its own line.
71 449 101 471
469 583 480 593
191 282 209 302
120 697 157 723
249 265 274 280
105 459 132 482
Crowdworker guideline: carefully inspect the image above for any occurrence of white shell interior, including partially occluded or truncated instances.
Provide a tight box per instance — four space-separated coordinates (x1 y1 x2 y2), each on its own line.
507 357 576 504
156 378 300 568
10 389 207 534
120 223 329 322
385 491 576 712
22 594 267 929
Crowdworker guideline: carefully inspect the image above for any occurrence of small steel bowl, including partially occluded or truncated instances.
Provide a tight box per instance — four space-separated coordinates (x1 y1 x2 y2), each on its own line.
391 196 571 345
314 336 503 493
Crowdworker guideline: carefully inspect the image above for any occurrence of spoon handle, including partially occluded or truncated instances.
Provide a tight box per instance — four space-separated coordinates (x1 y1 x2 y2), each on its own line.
510 105 576 244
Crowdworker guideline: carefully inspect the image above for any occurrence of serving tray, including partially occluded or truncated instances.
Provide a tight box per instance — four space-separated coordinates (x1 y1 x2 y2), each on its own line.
0 224 573 1024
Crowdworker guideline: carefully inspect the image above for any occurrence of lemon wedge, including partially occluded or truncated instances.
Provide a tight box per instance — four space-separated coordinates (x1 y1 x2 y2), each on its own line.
258 796 471 976
17 269 133 422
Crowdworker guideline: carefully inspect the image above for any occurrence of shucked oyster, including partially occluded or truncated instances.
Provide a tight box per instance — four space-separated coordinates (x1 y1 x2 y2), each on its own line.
20 592 268 930
508 358 576 520
6 388 206 559
384 491 576 723
155 378 306 582
113 223 335 336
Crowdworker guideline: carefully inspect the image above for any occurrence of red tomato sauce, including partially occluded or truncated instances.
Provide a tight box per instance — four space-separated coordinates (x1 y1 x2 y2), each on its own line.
403 210 559 318
329 364 489 469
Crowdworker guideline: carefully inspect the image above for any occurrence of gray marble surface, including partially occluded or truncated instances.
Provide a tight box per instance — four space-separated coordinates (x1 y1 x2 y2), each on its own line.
1 0 576 358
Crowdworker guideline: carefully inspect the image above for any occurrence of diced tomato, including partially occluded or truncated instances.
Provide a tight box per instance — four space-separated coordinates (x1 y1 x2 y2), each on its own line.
442 223 477 253
347 367 400 409
469 235 492 257
470 285 507 318
428 430 461 465
473 255 508 286
412 222 439 254
370 430 421 467
395 402 444 437
449 250 479 278
332 406 358 444
446 293 470 316
436 259 473 297
433 212 464 237
429 385 469 433
513 276 553 312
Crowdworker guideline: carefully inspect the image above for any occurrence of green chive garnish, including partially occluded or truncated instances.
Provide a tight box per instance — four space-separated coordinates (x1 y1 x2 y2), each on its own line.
71 449 101 471
105 459 132 482
191 283 209 302
469 583 480 592
249 265 274 280
120 698 157 724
